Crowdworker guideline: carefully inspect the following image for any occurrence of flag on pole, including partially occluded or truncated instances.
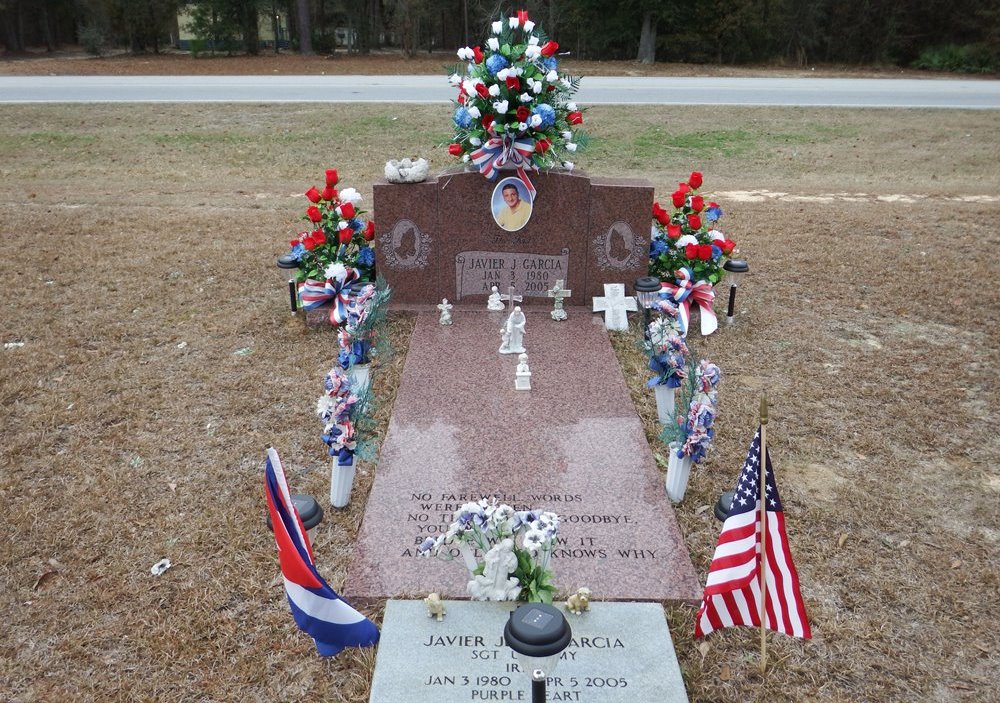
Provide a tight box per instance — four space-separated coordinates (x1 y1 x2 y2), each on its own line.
695 427 811 639
264 447 379 655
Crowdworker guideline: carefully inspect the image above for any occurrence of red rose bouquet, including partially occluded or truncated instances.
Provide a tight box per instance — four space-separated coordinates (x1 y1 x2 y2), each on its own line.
649 171 736 285
287 168 377 284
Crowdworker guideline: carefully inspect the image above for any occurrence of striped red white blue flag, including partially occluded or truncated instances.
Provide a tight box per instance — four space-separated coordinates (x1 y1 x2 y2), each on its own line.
695 428 811 640
264 447 379 656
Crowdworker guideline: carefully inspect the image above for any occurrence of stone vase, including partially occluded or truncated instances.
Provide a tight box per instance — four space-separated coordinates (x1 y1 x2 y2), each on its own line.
347 363 371 391
665 442 694 504
330 456 356 509
653 384 676 425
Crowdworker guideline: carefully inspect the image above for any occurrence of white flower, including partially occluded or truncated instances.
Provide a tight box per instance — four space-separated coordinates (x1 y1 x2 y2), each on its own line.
562 161 574 171
525 45 541 60
492 20 503 33
487 37 499 51
560 78 573 89
457 47 473 61
519 92 532 102
325 262 348 282
316 395 336 419
528 36 539 46
462 154 470 162
496 67 510 80
467 105 481 119
492 99 509 113
508 16 519 28
463 80 477 97
337 220 351 231
511 66 523 76
565 142 577 152
469 136 482 146
567 101 577 111
338 187 362 204
676 234 698 248
524 20 535 32
532 81 543 94
522 528 546 555
709 230 725 242
529 114 543 128
561 130 572 140
518 121 528 131
546 70 558 82
488 83 501 97
449 73 461 86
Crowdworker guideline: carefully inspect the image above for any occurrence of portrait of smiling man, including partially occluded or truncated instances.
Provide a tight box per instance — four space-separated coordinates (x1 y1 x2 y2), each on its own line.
493 179 533 232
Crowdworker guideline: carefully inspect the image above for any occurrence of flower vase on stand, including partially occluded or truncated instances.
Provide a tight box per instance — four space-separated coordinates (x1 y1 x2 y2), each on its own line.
330 454 356 508
653 384 676 426
665 442 694 503
347 363 370 391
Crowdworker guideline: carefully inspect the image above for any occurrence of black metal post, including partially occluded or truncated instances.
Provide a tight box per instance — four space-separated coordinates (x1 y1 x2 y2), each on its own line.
726 284 737 320
288 279 298 313
531 670 546 703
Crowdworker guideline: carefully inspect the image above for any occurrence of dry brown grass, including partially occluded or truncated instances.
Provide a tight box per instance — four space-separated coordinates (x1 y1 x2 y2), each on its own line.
0 98 997 703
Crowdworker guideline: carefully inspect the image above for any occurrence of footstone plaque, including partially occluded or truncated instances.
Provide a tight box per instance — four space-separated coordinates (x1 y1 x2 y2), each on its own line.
346 312 700 602
370 600 688 703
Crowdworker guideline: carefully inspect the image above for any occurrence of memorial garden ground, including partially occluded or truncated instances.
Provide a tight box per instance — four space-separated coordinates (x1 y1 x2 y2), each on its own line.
0 94 997 701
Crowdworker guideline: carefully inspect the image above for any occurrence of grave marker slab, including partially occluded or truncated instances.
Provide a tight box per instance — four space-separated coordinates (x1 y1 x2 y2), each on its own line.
345 311 700 602
370 599 688 703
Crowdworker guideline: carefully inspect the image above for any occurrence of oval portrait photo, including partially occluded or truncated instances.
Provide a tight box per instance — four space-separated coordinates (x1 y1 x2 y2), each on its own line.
491 177 533 232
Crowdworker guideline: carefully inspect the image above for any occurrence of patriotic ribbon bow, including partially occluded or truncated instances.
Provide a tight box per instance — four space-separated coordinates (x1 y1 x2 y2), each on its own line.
660 267 718 337
470 131 537 198
298 268 360 325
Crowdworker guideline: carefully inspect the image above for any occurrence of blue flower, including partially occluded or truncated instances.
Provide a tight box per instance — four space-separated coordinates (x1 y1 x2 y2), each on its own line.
357 246 375 267
650 238 669 257
711 245 722 260
542 57 558 71
706 206 723 222
290 243 306 261
350 218 364 231
453 106 472 129
532 103 556 128
485 54 509 75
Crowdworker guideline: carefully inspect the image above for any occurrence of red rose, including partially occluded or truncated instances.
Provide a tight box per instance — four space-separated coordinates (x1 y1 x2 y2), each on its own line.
567 111 583 125
689 171 703 189
678 182 691 194
310 230 325 246
337 202 356 219
339 229 353 245
303 237 317 251
325 169 338 187
289 237 301 247
306 206 322 223
698 244 713 260
305 186 321 203
685 243 699 259
671 190 686 208
656 212 670 226
516 106 529 122
472 46 484 64
506 76 520 91
482 114 494 131
364 220 376 241
690 195 704 212
322 186 336 201
708 201 719 209
547 85 555 92
448 143 463 156
475 83 489 99
652 202 664 217
721 239 736 255
541 41 559 57
687 214 702 230
517 9 529 25
536 138 551 154
457 92 466 105
667 223 682 239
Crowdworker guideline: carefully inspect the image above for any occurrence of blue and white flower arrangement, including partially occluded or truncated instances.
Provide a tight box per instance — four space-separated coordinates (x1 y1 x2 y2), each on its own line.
661 359 722 464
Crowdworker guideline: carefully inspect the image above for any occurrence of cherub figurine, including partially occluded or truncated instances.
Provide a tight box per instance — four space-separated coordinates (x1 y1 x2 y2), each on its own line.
438 298 453 325
487 285 505 311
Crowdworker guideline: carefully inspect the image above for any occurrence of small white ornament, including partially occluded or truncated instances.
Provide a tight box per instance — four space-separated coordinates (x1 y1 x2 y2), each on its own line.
547 279 572 321
499 306 526 354
593 284 638 331
384 157 429 184
487 285 505 311
437 298 453 326
515 353 531 391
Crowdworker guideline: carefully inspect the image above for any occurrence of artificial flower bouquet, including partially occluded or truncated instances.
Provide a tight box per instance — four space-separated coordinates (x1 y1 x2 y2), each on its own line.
650 171 736 286
661 359 722 463
287 168 377 284
336 277 391 372
418 498 559 604
317 365 360 468
446 9 586 178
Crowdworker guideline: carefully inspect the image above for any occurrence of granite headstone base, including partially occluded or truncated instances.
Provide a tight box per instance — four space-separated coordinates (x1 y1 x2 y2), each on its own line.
370 600 688 703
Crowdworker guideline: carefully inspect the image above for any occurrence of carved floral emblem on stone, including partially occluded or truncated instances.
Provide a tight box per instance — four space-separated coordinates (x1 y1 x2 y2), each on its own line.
380 219 431 270
592 220 644 271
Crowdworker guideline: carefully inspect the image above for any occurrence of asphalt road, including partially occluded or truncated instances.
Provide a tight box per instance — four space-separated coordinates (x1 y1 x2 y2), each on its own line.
1 75 998 108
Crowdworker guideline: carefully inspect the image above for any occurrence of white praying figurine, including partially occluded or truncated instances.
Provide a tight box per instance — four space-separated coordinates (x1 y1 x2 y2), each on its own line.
486 285 505 311
515 353 531 391
499 306 526 354
437 298 453 325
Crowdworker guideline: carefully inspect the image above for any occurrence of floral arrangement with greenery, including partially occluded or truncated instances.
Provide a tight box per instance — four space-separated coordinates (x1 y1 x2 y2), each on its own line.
337 276 392 372
661 359 722 463
650 171 736 285
418 498 559 604
445 9 587 183
287 168 377 284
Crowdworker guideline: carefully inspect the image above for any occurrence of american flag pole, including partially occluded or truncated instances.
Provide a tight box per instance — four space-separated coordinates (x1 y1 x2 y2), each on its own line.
758 394 769 674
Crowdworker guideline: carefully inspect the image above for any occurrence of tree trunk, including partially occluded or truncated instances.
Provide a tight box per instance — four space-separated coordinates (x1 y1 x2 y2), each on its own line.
296 0 313 54
271 2 279 54
637 12 656 64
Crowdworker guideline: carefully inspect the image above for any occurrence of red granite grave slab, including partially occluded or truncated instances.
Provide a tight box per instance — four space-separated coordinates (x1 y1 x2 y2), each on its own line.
373 170 652 307
345 309 701 603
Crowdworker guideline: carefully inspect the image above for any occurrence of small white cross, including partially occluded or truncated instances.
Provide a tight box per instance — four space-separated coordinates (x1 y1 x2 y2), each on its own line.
547 279 572 321
592 283 637 331
500 285 523 312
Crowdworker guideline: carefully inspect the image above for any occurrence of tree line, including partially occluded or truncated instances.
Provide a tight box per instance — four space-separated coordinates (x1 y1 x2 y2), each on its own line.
2 1 997 71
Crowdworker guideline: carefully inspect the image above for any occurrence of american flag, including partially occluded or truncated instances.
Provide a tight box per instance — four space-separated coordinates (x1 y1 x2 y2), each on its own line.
695 427 811 639
264 447 379 656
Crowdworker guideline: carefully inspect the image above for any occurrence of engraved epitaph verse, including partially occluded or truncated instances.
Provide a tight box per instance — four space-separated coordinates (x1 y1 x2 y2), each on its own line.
455 249 570 300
